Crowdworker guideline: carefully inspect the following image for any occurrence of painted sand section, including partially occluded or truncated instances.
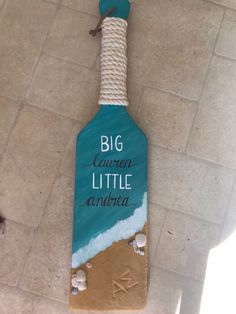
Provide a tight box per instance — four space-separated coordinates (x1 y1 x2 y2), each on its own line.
72 193 147 268
70 226 147 311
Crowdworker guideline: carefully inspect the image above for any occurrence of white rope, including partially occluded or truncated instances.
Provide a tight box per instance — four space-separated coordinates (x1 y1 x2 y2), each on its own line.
99 17 128 106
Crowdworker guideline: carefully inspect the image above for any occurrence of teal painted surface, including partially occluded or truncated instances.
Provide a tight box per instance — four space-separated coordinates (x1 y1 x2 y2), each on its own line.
99 0 130 19
72 105 147 267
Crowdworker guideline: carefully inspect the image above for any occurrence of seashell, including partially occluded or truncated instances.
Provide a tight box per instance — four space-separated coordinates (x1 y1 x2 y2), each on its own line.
139 249 145 256
86 262 93 269
71 275 80 288
71 287 78 295
135 233 147 248
78 281 87 291
128 240 134 246
75 269 86 282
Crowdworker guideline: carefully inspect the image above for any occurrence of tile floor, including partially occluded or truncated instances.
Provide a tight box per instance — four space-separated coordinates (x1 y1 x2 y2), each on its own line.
0 0 236 313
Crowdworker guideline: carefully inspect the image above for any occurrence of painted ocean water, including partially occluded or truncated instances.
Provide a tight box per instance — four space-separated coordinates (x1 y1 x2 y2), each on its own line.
72 106 148 268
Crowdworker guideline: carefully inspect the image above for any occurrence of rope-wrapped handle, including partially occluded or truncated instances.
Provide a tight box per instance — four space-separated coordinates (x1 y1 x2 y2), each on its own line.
99 17 128 106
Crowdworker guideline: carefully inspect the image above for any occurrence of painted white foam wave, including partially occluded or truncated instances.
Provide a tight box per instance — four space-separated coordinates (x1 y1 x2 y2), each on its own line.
72 192 147 269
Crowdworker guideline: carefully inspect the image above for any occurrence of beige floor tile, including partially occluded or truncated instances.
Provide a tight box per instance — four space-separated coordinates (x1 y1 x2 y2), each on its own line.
0 220 34 286
145 267 203 314
44 7 100 67
209 0 236 9
128 0 223 101
0 97 19 154
20 176 73 303
27 54 99 122
136 88 196 152
150 146 234 224
0 106 73 227
60 124 83 178
61 0 99 16
0 0 56 100
149 204 167 263
221 183 236 241
0 284 76 314
216 10 236 60
153 212 220 280
188 56 236 169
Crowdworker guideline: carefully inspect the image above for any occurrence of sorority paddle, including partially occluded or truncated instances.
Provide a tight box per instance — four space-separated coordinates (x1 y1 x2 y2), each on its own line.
70 0 148 310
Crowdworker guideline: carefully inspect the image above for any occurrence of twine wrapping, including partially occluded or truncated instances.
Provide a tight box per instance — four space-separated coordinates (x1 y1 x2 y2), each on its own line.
99 17 128 106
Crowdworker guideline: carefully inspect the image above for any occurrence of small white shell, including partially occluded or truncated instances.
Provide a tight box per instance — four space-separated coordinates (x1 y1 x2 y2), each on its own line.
139 249 145 256
78 281 87 291
135 233 147 248
75 270 86 282
71 275 80 288
86 262 93 269
128 240 134 246
71 287 78 295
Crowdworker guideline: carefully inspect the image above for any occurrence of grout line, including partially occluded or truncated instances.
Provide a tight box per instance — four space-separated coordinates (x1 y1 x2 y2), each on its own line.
219 172 236 238
0 93 17 102
214 51 236 62
186 148 236 171
184 8 226 154
19 284 70 306
24 3 60 102
27 101 84 125
59 168 74 178
4 218 36 231
150 200 223 227
0 99 22 156
0 282 69 307
0 93 18 103
150 208 169 264
91 48 101 71
205 0 236 12
0 102 25 157
136 85 147 114
130 80 199 104
42 51 100 73
128 83 146 120
150 142 236 172
57 123 80 177
60 2 100 18
183 101 198 153
0 0 7 15
58 172 75 182
152 264 205 283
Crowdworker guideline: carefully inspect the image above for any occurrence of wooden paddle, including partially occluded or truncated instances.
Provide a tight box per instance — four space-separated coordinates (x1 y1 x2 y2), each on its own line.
70 0 148 310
